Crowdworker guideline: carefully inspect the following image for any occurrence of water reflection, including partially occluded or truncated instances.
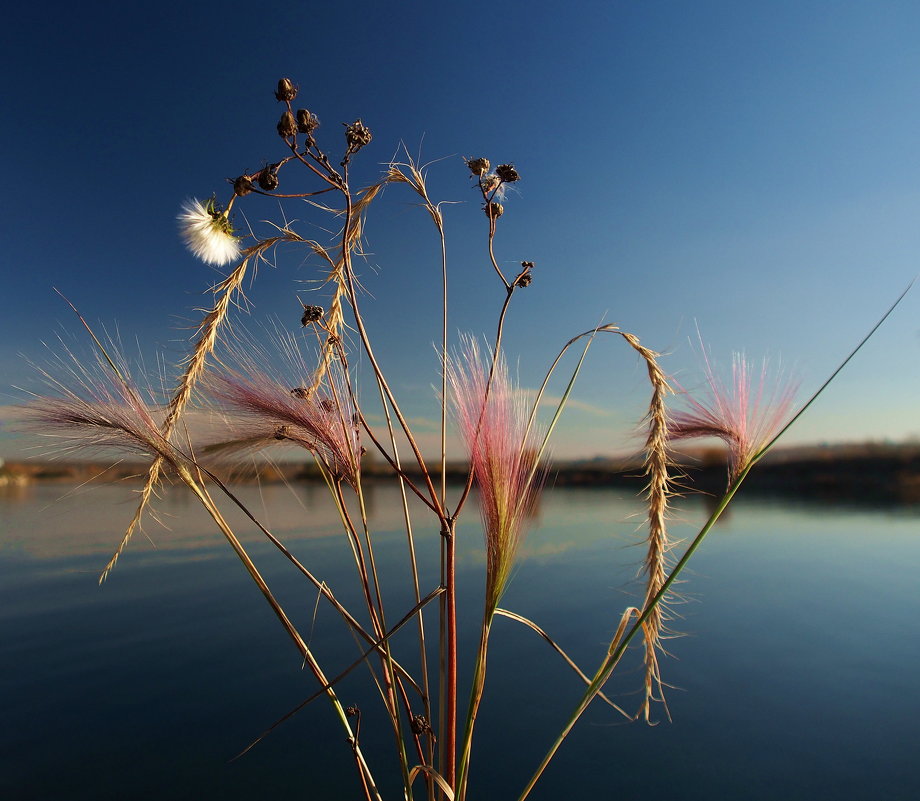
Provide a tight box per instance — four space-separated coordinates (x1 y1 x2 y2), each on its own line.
2 482 920 800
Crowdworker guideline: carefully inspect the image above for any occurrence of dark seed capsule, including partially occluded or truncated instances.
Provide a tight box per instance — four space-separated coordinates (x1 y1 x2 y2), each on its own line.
465 157 490 177
344 119 372 153
300 305 324 325
258 167 279 191
233 175 253 197
275 77 297 103
277 110 298 138
515 272 533 287
484 201 504 219
296 108 319 134
495 163 520 183
410 714 433 735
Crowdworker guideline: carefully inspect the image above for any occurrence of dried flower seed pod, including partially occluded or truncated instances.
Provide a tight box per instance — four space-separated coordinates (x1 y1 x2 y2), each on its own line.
410 714 433 735
232 175 253 197
515 273 533 287
466 157 490 177
277 110 298 138
258 166 279 191
344 119 372 153
485 201 504 219
300 305 324 325
296 108 319 134
496 163 520 183
345 706 359 717
273 425 289 440
275 77 297 102
480 174 501 194
290 387 310 399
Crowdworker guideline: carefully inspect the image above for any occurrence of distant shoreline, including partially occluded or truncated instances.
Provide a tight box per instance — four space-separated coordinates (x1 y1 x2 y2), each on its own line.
5 441 920 504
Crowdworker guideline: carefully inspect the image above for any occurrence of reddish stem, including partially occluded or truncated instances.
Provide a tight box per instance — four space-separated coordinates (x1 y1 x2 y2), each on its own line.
444 520 458 792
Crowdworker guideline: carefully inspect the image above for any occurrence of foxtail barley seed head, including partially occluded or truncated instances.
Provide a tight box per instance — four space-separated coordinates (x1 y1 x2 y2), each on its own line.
18 345 181 471
449 336 546 610
670 349 797 481
205 336 362 489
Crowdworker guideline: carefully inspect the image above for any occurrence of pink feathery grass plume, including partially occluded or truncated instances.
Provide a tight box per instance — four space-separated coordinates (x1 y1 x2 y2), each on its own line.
448 337 546 612
204 335 362 489
670 348 798 481
18 343 180 470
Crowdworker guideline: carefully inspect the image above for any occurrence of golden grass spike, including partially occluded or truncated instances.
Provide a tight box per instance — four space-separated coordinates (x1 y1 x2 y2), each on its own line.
304 184 385 396
101 238 314 584
618 332 674 723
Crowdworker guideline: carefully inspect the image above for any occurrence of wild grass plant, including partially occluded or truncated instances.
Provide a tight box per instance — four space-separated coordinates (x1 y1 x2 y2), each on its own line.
19 78 910 800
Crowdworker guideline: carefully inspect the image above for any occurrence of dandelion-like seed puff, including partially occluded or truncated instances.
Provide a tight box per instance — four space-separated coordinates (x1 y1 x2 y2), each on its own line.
177 198 241 266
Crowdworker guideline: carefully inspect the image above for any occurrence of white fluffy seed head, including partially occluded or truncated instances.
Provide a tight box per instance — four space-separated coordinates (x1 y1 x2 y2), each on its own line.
177 198 241 266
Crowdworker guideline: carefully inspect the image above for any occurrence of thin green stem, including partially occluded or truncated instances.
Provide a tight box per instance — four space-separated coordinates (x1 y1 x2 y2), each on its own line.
455 610 495 801
516 469 747 801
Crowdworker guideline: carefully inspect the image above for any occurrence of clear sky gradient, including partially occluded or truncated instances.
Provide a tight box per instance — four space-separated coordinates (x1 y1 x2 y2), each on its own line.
3 0 920 459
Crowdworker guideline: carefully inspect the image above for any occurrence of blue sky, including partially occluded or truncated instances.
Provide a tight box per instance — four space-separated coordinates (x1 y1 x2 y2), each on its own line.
4 0 920 459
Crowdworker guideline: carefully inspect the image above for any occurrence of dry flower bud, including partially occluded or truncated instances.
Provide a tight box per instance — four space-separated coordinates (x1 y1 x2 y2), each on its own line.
345 706 359 717
275 78 298 102
484 201 504 219
277 110 298 138
496 163 520 183
410 714 433 735
344 119 373 153
515 273 533 287
273 425 289 440
290 387 310 399
258 167 279 191
296 108 319 134
300 305 324 325
466 157 490 177
232 175 253 197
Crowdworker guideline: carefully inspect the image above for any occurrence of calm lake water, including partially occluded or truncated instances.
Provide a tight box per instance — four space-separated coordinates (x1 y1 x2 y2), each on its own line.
2 480 919 800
